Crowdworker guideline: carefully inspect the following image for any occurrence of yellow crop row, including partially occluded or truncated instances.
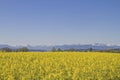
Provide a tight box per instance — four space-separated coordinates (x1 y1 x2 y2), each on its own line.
0 52 120 80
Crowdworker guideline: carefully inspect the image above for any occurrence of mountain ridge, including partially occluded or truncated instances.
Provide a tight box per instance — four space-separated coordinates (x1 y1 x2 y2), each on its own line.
0 43 120 51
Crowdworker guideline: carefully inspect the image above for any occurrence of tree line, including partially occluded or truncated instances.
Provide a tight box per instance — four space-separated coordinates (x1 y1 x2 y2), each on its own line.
0 47 120 53
51 47 120 53
0 47 29 52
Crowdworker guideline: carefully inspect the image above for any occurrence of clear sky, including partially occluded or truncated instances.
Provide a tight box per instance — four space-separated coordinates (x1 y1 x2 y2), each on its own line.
0 0 120 46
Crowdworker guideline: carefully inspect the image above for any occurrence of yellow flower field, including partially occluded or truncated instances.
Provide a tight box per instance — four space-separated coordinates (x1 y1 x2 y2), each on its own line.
0 52 120 80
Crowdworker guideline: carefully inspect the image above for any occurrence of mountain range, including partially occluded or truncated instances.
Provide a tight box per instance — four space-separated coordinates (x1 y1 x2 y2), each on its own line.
0 43 120 51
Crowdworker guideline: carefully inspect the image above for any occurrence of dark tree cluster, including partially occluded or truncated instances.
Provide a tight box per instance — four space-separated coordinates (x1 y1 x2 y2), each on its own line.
0 47 29 52
0 47 12 52
51 47 120 53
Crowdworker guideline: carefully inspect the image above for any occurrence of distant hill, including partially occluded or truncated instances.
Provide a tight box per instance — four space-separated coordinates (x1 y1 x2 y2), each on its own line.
0 43 120 51
54 44 120 50
0 44 11 49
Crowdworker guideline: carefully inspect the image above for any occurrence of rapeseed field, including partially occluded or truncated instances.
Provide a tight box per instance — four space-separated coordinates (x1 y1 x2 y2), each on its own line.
0 52 120 80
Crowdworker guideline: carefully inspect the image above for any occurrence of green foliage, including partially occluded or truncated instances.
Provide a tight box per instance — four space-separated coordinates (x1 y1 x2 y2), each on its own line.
17 47 29 52
88 48 93 52
51 47 56 52
57 48 62 52
0 47 12 52
69 48 75 52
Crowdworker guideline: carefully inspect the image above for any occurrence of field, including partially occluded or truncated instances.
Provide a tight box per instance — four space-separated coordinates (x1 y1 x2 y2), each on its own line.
0 52 120 80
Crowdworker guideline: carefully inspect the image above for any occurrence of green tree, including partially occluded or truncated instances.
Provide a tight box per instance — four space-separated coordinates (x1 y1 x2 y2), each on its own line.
0 47 12 52
88 48 93 52
57 48 62 52
17 47 29 52
51 47 56 52
69 48 75 52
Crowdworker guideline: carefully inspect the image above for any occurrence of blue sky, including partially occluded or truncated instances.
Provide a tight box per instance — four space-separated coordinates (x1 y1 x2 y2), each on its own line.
0 0 120 46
